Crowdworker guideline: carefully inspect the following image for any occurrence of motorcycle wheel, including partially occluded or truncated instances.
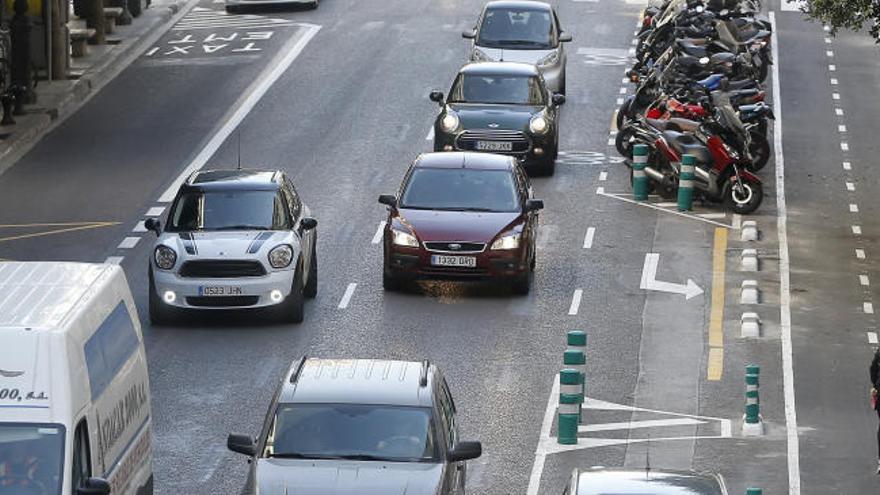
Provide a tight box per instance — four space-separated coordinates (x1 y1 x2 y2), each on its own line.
615 128 635 158
726 177 764 215
748 131 771 171
616 98 631 129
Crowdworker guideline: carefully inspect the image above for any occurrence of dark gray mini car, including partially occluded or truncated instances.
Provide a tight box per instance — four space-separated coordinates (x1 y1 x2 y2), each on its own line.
563 468 728 494
430 62 565 176
227 358 482 495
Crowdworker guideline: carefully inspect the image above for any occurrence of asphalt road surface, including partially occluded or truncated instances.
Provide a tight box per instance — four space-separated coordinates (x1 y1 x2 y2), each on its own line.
0 0 877 493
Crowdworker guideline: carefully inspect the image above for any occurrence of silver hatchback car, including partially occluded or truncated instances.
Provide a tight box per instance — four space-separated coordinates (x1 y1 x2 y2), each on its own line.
144 169 318 325
463 0 572 94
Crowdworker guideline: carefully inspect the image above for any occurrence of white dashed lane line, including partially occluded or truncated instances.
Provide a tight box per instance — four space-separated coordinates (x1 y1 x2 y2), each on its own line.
583 227 595 249
856 249 866 260
852 225 862 235
338 283 357 309
832 93 841 100
860 275 870 286
838 125 847 133
836 108 844 116
568 289 583 316
831 78 838 85
869 332 878 345
133 221 148 233
426 127 434 141
105 256 124 265
598 171 608 181
829 64 836 71
846 182 855 191
371 221 386 244
118 237 140 249
843 161 851 170
145 207 165 217
841 142 849 151
849 204 858 213
865 302 875 315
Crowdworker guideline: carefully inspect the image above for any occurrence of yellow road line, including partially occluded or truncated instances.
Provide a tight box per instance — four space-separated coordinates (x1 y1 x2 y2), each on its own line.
0 222 119 243
707 227 728 381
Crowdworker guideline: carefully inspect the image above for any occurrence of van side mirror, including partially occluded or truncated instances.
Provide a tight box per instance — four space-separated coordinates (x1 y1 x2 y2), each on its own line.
525 199 544 212
77 478 111 495
558 32 572 42
447 441 482 462
144 218 161 236
552 93 566 106
461 29 476 39
300 217 318 231
429 90 444 105
227 433 257 456
378 194 397 207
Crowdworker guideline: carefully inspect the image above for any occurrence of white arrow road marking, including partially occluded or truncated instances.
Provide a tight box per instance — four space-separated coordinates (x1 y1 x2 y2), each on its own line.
640 253 703 299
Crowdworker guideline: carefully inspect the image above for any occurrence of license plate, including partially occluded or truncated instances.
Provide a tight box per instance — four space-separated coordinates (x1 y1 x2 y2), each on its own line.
199 286 243 296
431 255 477 268
476 140 512 152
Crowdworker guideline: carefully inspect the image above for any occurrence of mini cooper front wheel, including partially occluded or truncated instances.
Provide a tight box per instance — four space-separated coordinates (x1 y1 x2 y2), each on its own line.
278 261 305 323
148 268 176 326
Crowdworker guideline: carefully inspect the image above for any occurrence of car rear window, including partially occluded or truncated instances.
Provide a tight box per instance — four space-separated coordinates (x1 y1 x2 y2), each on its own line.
400 168 520 212
265 404 439 462
449 74 545 105
477 8 553 48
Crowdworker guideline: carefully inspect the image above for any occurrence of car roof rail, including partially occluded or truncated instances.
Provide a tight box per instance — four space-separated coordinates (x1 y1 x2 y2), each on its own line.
419 360 430 387
289 355 307 383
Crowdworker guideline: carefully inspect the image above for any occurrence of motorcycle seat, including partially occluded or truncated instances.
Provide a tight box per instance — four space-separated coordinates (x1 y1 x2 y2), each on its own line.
663 131 713 165
727 78 758 90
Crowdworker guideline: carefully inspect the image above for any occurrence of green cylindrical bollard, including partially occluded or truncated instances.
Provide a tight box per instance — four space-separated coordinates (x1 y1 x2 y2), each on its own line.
632 144 649 201
560 368 583 423
563 350 586 409
745 373 760 424
565 332 587 397
678 154 695 211
557 392 581 445
746 489 762 495
746 364 760 381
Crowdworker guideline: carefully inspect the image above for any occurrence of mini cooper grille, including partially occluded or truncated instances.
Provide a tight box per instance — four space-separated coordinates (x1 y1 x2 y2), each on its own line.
456 130 531 154
179 260 267 278
186 296 260 307
424 242 486 253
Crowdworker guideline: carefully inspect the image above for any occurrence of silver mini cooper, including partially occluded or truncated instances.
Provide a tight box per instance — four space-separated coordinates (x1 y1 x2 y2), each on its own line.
145 169 317 325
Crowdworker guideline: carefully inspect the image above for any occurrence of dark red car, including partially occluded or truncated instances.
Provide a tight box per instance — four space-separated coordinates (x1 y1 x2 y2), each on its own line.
378 152 543 294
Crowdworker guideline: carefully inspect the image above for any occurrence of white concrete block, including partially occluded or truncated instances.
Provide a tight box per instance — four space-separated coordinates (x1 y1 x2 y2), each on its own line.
741 280 759 304
742 416 764 437
741 220 758 242
741 249 759 272
741 312 761 338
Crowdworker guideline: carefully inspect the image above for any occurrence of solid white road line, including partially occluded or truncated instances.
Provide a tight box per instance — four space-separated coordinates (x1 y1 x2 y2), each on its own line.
583 227 595 249
869 332 879 345
770 13 801 495
338 283 357 309
104 256 124 265
145 207 165 217
371 221 386 244
856 249 866 260
860 275 870 286
568 289 583 315
158 24 322 202
865 302 875 315
852 226 862 235
118 237 140 249
526 376 560 495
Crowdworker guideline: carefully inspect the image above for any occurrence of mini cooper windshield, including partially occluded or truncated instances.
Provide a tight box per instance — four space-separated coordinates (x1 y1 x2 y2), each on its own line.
265 404 439 463
477 8 553 49
448 74 545 105
400 168 519 212
167 190 289 232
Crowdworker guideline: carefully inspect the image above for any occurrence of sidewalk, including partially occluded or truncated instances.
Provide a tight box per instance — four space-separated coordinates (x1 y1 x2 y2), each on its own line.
0 0 196 175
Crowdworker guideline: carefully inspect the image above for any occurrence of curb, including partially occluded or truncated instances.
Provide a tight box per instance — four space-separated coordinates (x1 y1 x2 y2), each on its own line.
0 0 198 177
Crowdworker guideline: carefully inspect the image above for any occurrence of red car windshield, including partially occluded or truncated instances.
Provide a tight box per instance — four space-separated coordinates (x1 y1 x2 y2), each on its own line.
400 168 520 213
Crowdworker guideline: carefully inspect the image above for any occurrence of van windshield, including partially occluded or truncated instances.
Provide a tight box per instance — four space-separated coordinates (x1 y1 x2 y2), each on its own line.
0 423 65 495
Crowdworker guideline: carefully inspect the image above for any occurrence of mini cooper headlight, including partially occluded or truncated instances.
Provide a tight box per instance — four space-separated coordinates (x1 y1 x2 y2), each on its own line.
529 115 549 134
391 228 419 248
154 245 177 270
491 232 521 250
268 244 294 269
441 112 460 133
537 51 559 67
472 48 492 62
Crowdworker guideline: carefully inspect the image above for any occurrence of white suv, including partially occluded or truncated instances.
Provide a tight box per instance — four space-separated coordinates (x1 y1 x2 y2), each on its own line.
145 169 317 325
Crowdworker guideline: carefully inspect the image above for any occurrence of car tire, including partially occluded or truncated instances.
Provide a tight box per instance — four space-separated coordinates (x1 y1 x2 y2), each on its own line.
383 268 401 292
511 269 532 295
278 261 305 323
148 268 174 326
128 0 142 17
541 157 556 177
304 237 317 299
559 71 566 95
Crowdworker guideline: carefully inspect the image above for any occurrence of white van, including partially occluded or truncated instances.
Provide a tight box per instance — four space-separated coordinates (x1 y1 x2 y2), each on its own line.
0 262 153 495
